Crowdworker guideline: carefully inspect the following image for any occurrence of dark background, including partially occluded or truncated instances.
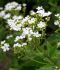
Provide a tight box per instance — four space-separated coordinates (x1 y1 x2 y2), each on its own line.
0 0 60 13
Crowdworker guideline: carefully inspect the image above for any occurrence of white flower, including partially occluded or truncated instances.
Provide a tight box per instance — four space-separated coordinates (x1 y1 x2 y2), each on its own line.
23 3 26 7
18 16 23 19
28 18 36 24
28 37 32 41
14 36 20 42
55 14 60 17
13 15 23 20
21 15 30 23
30 10 36 15
37 9 51 17
0 11 5 17
1 40 5 45
5 2 18 10
13 42 27 48
36 6 43 10
33 32 41 37
3 13 11 19
43 11 51 17
36 6 51 17
19 35 25 39
1 43 10 52
7 18 22 31
6 35 13 39
15 4 21 10
37 21 46 28
29 30 33 34
7 19 15 26
36 9 45 15
22 43 27 47
22 28 29 35
54 20 59 25
57 42 60 47
13 43 21 47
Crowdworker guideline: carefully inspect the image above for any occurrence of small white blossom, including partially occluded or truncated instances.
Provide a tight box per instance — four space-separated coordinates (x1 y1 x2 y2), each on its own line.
37 21 46 29
22 43 27 47
43 11 51 17
28 18 36 24
13 43 21 47
19 35 25 39
22 28 30 35
55 14 60 17
6 35 13 39
36 9 45 15
28 37 32 41
23 3 26 7
1 43 10 52
57 42 60 47
15 4 21 10
0 11 5 17
1 40 5 45
36 6 51 17
13 15 23 20
37 9 51 17
54 20 59 25
36 6 43 10
14 36 20 42
33 32 41 37
3 13 11 19
21 16 30 24
30 10 36 15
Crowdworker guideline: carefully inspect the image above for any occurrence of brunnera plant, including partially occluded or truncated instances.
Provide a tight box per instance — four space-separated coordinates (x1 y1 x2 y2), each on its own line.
0 1 60 70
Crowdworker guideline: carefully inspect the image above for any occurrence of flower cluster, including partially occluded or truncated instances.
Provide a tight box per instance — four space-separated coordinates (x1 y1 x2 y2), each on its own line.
0 2 51 52
36 6 51 17
54 14 60 27
5 2 21 11
0 40 10 52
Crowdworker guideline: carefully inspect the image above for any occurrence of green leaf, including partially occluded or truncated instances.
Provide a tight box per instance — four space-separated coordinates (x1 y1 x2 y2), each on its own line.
46 41 57 57
47 33 60 44
0 26 6 41
36 65 54 70
44 33 60 58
